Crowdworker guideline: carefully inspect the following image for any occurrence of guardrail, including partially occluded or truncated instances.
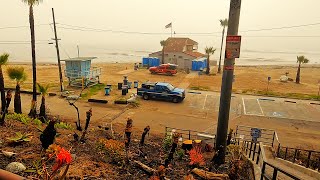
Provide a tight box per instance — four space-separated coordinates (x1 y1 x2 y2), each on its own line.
236 125 320 172
277 145 320 172
165 126 216 147
242 140 301 180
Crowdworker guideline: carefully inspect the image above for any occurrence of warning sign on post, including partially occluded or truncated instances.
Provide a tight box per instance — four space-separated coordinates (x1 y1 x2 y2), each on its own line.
226 35 241 59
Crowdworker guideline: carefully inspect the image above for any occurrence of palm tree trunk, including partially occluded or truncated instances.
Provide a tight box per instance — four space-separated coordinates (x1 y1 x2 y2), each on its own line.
0 66 6 114
14 83 22 114
206 54 210 75
39 96 46 122
0 66 6 113
161 47 165 64
218 27 225 73
28 5 37 117
296 62 301 84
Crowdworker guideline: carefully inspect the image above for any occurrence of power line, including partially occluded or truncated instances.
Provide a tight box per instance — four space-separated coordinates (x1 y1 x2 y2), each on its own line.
57 21 320 36
0 24 49 30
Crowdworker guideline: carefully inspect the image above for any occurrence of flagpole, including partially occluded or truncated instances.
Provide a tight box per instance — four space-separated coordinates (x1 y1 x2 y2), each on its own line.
171 24 173 37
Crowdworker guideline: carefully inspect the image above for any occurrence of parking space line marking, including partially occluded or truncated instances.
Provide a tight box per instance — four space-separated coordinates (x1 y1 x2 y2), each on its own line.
257 99 264 116
202 94 208 109
242 97 247 115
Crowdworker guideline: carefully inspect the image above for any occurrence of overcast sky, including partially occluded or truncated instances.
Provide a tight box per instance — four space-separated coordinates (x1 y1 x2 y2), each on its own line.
0 0 319 63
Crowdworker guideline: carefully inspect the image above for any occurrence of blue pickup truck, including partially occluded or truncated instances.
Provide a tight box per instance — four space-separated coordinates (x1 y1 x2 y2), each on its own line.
137 82 185 103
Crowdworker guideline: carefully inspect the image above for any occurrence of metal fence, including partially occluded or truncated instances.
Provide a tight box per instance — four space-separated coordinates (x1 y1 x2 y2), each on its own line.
235 125 277 146
165 126 216 147
242 140 301 180
277 146 320 172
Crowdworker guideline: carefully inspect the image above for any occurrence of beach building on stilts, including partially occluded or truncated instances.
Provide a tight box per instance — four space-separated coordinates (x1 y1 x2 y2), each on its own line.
62 57 101 88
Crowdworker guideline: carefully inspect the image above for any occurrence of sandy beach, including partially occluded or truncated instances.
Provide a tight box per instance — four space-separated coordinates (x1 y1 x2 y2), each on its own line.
3 62 320 98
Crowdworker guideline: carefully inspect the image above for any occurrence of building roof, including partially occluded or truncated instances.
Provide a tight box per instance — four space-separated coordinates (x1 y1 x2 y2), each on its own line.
183 51 205 58
61 57 97 62
163 37 198 52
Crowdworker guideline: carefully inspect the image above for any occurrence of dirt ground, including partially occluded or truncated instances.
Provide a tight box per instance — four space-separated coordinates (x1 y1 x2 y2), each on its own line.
4 63 320 96
2 62 320 150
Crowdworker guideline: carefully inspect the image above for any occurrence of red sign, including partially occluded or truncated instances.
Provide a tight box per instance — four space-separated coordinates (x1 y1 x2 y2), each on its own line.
226 35 241 59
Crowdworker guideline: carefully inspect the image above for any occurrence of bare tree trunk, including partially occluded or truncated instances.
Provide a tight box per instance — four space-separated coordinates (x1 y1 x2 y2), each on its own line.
28 5 37 118
218 27 225 74
295 62 301 84
0 66 6 114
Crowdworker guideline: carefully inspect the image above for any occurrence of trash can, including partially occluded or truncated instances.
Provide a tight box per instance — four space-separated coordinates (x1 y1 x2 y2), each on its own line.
122 86 127 96
134 81 138 88
104 87 110 96
118 83 122 90
128 82 132 89
106 84 112 91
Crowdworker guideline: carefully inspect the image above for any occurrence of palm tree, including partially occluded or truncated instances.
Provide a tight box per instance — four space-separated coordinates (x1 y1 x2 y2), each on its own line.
0 53 9 113
160 40 167 64
295 56 309 84
205 47 216 75
7 67 27 114
37 83 50 122
218 18 228 73
22 0 42 117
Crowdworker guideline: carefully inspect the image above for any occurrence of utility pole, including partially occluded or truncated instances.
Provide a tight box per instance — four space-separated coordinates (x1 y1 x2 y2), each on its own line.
215 0 242 165
77 45 80 57
52 8 64 92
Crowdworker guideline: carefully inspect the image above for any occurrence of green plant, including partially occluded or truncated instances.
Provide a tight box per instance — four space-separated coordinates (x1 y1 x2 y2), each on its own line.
189 86 210 91
24 159 43 175
7 132 33 144
33 118 43 126
54 122 73 130
6 113 31 124
81 83 105 99
162 134 173 152
175 149 185 160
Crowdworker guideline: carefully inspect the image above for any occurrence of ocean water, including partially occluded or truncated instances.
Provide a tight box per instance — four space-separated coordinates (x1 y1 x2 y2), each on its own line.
3 44 320 65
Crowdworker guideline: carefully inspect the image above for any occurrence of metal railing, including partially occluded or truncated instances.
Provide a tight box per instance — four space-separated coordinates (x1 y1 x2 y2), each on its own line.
277 146 320 172
65 67 101 79
235 125 277 146
261 161 300 180
165 126 216 147
236 125 320 172
242 140 301 180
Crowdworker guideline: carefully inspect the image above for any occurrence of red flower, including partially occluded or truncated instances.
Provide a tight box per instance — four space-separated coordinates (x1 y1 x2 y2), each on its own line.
189 146 205 166
52 148 72 171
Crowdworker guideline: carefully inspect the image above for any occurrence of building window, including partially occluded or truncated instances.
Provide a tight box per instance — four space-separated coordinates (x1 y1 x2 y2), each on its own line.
165 54 168 56
174 55 176 57
179 56 183 58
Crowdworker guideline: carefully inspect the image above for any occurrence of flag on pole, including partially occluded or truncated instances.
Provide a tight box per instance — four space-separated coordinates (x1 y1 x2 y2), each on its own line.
165 22 172 29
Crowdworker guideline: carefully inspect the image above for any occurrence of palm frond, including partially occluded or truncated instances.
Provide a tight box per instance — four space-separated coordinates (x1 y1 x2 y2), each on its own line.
37 83 50 95
205 47 216 55
220 18 228 27
7 67 27 83
21 0 43 6
0 53 9 65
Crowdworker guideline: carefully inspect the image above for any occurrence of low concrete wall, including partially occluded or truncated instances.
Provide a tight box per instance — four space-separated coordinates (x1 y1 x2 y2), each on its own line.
276 158 320 179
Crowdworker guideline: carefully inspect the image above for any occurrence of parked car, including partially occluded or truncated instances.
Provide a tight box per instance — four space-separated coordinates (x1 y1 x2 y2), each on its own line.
149 64 178 75
137 82 185 103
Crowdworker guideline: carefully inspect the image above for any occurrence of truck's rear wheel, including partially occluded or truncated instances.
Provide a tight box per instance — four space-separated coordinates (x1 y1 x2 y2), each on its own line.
166 72 172 76
143 93 150 100
172 96 180 103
